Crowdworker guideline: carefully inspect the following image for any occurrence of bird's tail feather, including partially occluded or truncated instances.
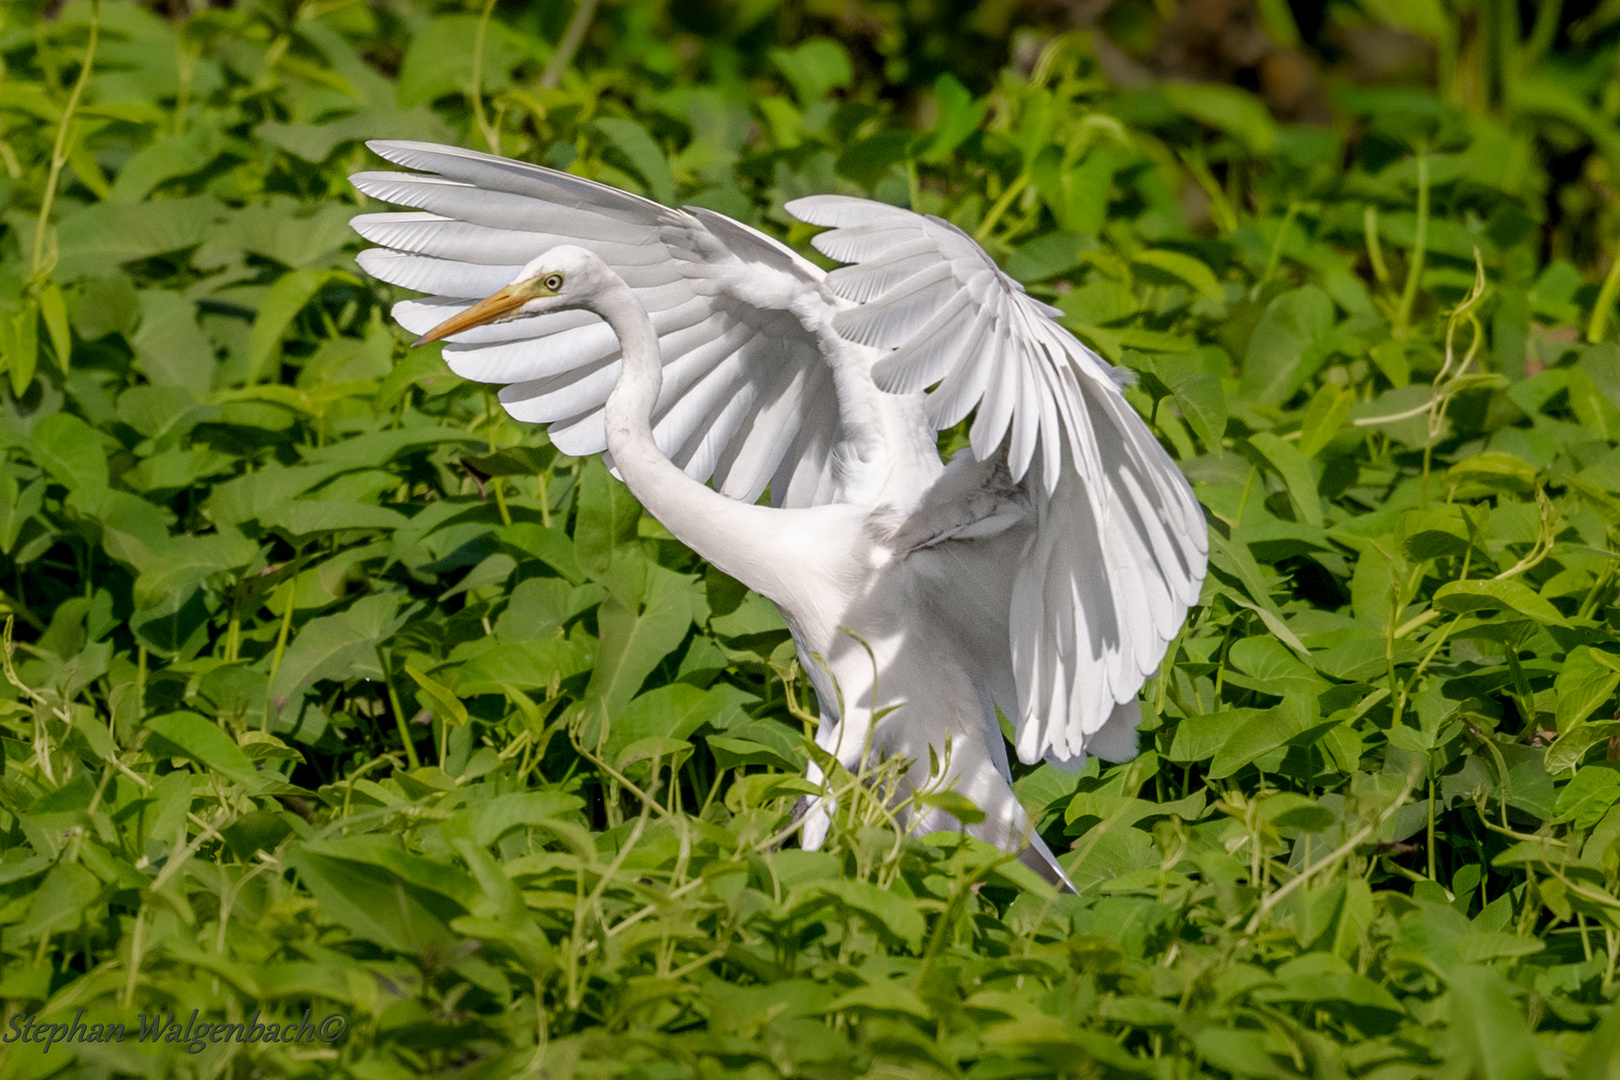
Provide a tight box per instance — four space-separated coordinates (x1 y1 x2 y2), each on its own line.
1018 832 1078 893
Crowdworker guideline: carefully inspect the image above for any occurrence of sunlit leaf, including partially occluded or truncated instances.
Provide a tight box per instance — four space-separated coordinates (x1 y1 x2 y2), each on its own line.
1433 579 1568 627
770 38 852 106
1239 285 1335 407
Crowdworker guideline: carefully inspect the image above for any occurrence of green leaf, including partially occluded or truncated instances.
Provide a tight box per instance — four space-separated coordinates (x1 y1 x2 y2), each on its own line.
246 268 331 384
1547 721 1620 775
72 273 140 341
494 577 600 641
1398 508 1474 562
707 732 802 770
395 14 526 108
823 981 931 1018
1269 803 1336 833
1061 277 1137 327
595 118 676 205
582 566 695 722
462 791 586 847
406 665 469 726
31 412 109 491
1571 997 1620 1080
267 500 410 537
10 863 102 943
1171 373 1227 449
204 201 357 270
915 788 987 825
260 109 455 164
1555 648 1620 732
125 447 232 494
1239 285 1335 407
285 847 457 954
463 446 554 477
1227 636 1323 694
1208 694 1315 778
1133 249 1223 303
503 522 586 585
836 129 911 190
574 456 642 586
69 486 176 570
1169 709 1261 763
1252 953 1402 1014
602 683 750 760
1446 452 1538 495
1193 1028 1291 1080
1161 82 1277 152
132 530 259 611
1031 148 1113 236
1579 342 1620 411
806 879 925 951
2 303 39 398
1005 230 1090 283
1246 432 1323 526
106 125 225 203
614 735 694 772
1207 533 1309 655
1432 579 1569 627
0 472 43 556
54 195 223 277
1296 384 1353 457
443 552 516 598
131 289 215 389
1348 546 1400 630
457 635 599 694
37 283 71 368
770 38 852 106
145 711 290 795
269 594 413 711
1444 966 1542 1080
1552 767 1620 830
922 73 988 162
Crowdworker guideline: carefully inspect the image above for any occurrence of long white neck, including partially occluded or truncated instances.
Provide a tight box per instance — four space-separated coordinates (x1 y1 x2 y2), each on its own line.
593 279 849 607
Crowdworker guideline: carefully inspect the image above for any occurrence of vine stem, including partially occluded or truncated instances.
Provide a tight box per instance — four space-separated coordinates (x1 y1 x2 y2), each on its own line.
384 663 421 771
30 0 99 284
1244 767 1421 935
1364 204 1391 286
1393 144 1429 337
1589 244 1620 342
469 0 501 154
540 0 600 89
1257 201 1301 290
974 173 1028 242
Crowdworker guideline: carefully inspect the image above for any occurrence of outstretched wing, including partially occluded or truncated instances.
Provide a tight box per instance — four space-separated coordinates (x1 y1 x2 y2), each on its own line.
351 141 857 508
787 196 1208 763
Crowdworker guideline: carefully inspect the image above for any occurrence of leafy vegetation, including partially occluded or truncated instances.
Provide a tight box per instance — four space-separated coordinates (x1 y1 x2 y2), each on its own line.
4 0 1620 1076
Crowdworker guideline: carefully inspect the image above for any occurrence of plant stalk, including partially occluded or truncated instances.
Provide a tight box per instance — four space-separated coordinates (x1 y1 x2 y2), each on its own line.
541 0 600 89
1394 146 1429 337
30 0 99 284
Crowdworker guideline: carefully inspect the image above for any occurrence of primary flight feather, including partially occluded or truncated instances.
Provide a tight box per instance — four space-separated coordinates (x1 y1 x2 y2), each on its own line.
350 139 1208 888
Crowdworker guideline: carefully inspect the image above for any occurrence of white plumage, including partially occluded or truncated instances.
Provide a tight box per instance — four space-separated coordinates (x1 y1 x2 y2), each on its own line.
350 140 1208 888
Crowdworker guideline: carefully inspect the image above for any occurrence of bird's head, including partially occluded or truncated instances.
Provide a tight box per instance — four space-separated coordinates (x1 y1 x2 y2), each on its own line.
413 245 610 345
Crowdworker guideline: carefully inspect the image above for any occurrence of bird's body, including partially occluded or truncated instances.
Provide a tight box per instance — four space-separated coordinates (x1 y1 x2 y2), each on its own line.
351 141 1208 887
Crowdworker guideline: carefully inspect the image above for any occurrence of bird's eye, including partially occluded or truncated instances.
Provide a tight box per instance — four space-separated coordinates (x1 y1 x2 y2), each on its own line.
543 274 564 291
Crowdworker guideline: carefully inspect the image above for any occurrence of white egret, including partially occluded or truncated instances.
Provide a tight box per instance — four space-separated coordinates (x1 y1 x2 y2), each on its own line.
350 140 1208 887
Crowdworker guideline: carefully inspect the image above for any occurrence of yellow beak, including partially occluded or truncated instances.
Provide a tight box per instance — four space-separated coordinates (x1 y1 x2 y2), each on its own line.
413 280 554 345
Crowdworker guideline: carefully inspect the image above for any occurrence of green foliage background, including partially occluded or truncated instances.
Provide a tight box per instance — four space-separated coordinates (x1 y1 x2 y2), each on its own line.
4 0 1620 1076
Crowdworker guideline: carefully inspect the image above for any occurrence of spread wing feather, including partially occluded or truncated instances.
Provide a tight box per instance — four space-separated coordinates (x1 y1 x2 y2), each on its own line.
786 196 1208 764
352 140 858 509
353 142 1207 767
